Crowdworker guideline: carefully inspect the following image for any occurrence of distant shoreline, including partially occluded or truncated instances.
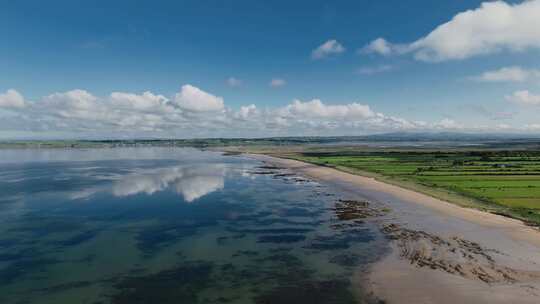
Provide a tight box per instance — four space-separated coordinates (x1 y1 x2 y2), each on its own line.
251 153 540 303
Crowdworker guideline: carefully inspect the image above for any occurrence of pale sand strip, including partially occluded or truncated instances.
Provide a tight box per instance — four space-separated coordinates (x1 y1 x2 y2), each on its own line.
250 154 540 304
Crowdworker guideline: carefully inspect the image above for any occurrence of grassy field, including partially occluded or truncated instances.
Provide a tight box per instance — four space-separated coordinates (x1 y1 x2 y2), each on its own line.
287 150 540 226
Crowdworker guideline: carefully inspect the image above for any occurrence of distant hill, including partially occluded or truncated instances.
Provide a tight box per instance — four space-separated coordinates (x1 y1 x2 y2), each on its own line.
2 132 540 149
357 132 540 142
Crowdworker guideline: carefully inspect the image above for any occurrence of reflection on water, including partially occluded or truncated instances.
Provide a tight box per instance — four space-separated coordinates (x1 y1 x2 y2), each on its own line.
0 148 386 304
112 165 225 202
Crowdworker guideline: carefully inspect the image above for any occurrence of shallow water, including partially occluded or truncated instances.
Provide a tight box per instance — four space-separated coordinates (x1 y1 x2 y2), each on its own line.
0 148 386 304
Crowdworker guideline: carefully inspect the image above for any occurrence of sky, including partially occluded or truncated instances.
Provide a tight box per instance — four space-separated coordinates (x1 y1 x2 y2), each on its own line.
1 0 540 139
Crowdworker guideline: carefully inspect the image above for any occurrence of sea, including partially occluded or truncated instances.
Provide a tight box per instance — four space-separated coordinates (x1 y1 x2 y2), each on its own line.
0 147 387 303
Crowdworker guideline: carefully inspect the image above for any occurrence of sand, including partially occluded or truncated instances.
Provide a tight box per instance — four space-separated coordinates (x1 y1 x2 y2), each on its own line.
250 154 540 304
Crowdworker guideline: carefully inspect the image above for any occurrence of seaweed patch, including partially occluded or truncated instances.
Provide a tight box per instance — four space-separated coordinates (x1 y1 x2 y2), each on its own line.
305 228 374 250
257 235 306 244
254 279 356 304
109 261 213 304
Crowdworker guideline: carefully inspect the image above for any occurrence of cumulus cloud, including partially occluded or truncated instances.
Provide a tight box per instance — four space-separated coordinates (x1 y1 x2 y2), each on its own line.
359 38 394 56
38 89 171 130
363 0 540 62
506 90 540 106
3 85 229 135
433 118 463 130
41 89 103 119
2 85 533 138
311 39 345 59
269 78 286 87
281 99 375 120
356 65 394 75
235 104 259 120
226 77 242 87
471 66 540 83
110 91 171 111
0 89 26 108
173 84 224 112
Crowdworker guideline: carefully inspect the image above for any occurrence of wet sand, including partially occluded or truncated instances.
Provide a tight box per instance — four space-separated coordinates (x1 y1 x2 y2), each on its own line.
250 154 540 304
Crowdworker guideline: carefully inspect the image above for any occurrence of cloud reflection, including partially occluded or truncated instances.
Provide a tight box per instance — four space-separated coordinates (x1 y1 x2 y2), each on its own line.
112 164 225 202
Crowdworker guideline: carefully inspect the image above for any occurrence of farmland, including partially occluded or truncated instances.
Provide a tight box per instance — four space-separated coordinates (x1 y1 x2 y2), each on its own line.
290 150 540 225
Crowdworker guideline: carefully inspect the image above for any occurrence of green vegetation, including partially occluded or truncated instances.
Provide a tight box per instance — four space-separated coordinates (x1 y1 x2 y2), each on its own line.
290 150 540 226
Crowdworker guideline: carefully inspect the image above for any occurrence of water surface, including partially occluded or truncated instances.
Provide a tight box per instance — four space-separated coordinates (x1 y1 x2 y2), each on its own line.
0 148 386 303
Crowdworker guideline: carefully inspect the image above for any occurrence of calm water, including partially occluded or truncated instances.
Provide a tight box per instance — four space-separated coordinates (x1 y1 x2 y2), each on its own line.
0 148 386 304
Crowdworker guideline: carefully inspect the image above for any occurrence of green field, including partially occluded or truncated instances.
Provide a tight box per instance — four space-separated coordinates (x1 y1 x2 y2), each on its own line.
291 151 540 225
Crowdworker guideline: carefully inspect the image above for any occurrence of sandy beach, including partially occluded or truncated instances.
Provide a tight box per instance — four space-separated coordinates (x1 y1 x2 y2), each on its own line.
251 154 540 304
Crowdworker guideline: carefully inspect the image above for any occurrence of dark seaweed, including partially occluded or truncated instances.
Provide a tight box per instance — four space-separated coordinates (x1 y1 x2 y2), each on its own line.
228 227 313 234
54 230 99 247
329 253 361 267
136 221 215 256
305 229 374 250
254 279 356 304
257 235 306 244
0 258 60 285
9 217 84 238
33 280 93 294
110 261 213 304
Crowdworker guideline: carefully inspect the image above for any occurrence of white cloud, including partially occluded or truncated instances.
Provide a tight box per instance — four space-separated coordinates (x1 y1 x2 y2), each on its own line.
360 38 394 56
41 89 103 119
173 84 224 112
311 39 345 59
3 85 538 138
365 0 540 62
22 86 225 133
0 89 26 108
356 64 394 75
506 90 540 106
227 77 242 87
525 123 540 131
434 118 463 130
235 104 259 120
269 78 286 87
471 66 540 82
281 99 375 120
110 91 171 111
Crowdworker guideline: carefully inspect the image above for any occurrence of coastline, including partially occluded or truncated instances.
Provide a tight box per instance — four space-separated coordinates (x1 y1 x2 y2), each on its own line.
269 153 538 226
250 153 540 303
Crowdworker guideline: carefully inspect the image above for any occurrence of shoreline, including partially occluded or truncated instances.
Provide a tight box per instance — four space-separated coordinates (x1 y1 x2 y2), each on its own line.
269 153 539 227
250 153 540 303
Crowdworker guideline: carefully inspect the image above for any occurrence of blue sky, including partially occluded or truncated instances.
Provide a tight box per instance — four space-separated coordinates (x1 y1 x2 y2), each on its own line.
0 0 539 138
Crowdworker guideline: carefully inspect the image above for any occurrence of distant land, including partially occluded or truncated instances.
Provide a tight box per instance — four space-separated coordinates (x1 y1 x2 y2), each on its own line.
2 132 540 149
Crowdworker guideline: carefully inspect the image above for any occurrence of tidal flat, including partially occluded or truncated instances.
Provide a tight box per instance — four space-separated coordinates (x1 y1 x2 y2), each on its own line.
255 154 540 304
0 148 387 304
